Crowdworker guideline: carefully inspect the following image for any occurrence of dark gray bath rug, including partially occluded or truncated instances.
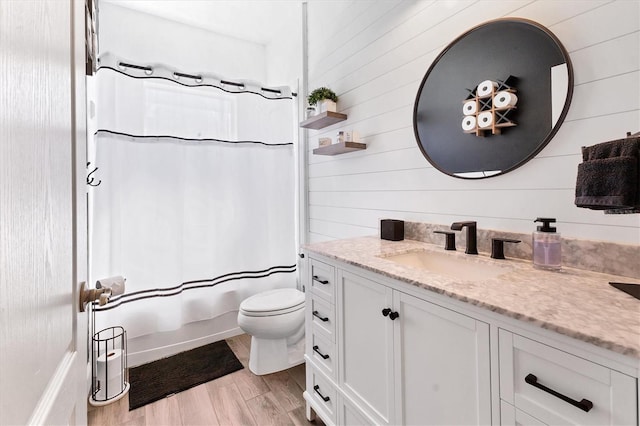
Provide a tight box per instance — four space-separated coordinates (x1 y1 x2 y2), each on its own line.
128 340 243 410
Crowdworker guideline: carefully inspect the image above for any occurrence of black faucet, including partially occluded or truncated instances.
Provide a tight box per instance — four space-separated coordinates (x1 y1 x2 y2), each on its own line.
450 221 478 255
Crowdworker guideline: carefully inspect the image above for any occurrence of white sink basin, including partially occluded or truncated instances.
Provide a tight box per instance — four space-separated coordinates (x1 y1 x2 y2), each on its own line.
382 250 511 281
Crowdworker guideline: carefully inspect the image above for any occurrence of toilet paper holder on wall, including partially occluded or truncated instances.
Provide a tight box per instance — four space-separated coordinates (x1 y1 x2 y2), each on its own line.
79 282 111 312
79 276 126 312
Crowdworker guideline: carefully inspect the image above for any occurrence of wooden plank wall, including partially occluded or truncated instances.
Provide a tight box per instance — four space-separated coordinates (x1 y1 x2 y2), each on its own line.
305 0 640 245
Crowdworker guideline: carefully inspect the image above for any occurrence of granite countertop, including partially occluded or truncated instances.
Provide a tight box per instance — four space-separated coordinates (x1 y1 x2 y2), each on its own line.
304 236 640 359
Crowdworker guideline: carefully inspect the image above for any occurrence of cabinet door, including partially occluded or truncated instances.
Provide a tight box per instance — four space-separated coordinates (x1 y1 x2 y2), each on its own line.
338 271 395 425
338 395 380 426
395 291 491 425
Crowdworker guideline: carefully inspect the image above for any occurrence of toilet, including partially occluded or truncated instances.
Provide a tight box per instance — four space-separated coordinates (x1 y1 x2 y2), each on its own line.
237 288 306 375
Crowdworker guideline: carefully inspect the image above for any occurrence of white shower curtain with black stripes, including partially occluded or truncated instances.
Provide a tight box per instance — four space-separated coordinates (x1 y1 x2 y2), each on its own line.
90 67 297 340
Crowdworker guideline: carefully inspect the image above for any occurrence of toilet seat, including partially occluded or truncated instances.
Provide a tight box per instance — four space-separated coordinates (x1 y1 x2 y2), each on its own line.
239 288 305 317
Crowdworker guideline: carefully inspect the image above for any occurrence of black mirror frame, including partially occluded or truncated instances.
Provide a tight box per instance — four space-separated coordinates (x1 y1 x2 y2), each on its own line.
413 18 574 179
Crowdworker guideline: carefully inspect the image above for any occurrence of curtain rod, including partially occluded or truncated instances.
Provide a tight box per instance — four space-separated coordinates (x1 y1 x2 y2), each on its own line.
101 54 298 99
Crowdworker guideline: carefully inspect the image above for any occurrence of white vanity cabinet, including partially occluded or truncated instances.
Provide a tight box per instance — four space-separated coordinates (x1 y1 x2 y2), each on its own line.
338 269 492 425
303 252 639 426
305 255 492 425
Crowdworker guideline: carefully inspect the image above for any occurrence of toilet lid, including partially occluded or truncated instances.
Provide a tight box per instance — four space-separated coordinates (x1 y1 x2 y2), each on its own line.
240 288 305 314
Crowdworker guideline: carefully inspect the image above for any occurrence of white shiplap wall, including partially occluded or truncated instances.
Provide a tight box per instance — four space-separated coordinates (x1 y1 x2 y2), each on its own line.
305 0 640 245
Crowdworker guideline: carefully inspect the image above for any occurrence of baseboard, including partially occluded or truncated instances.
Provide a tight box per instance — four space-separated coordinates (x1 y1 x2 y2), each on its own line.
127 327 244 367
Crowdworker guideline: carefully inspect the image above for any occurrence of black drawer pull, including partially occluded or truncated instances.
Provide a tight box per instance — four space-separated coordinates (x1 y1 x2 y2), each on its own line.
525 374 593 412
389 311 399 320
382 308 391 317
313 385 330 402
312 275 329 285
313 345 330 359
312 310 329 322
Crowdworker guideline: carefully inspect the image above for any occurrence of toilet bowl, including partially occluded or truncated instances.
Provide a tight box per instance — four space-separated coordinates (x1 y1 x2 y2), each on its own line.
237 288 305 375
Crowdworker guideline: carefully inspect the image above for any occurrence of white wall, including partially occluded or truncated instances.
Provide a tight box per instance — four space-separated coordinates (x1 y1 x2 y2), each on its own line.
265 2 304 89
98 2 267 82
305 0 640 245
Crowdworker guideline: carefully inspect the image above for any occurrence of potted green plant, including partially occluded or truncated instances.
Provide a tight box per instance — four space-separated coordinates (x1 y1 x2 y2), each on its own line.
308 87 338 114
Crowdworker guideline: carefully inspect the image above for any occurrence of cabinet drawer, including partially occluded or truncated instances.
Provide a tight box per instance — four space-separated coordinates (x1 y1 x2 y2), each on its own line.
307 327 336 379
309 259 335 302
499 330 637 425
307 294 335 341
307 365 337 424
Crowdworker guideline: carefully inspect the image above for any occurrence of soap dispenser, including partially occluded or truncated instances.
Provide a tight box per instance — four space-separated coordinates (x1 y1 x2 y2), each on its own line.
532 218 561 270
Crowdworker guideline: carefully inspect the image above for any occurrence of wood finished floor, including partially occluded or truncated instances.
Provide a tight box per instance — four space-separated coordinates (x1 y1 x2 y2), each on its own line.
88 334 324 426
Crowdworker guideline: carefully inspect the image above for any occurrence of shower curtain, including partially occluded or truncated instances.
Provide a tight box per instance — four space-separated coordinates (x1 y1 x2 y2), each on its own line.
90 57 297 340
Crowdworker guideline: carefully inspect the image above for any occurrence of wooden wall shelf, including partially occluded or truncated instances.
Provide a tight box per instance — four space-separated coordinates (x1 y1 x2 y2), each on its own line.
300 111 347 130
313 141 366 156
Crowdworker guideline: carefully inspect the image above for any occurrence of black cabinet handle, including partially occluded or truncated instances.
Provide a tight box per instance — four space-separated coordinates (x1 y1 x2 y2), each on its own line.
312 275 329 285
312 310 329 322
313 385 330 402
299 253 305 258
313 345 330 359
525 374 593 412
382 308 399 320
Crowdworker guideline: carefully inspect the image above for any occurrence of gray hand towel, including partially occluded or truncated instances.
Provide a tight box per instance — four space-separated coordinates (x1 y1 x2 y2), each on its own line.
575 136 640 211
582 137 639 161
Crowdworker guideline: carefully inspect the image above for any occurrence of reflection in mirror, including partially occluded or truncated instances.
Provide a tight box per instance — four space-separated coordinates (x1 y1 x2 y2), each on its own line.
551 64 569 127
413 18 573 179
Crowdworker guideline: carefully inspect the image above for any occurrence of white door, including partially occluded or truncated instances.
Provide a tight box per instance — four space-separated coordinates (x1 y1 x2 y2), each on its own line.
0 1 88 424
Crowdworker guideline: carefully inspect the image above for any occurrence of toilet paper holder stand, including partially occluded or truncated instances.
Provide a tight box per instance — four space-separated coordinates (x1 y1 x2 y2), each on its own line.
89 325 130 406
85 275 130 406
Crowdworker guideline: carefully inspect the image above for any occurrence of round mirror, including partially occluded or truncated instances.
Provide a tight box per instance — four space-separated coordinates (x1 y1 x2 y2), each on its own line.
413 18 573 179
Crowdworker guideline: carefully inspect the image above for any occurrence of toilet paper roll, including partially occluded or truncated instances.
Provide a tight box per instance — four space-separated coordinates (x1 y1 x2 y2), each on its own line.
97 349 124 380
493 91 518 108
96 377 124 400
461 116 477 132
96 276 125 296
477 111 494 129
477 80 498 97
462 100 478 116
